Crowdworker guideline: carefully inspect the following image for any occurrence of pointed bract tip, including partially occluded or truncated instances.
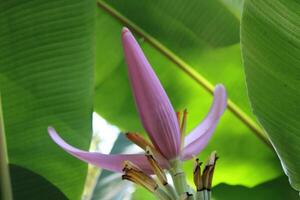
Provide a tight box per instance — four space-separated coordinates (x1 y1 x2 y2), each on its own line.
47 126 56 137
214 84 227 108
207 151 218 166
122 27 130 37
215 84 226 94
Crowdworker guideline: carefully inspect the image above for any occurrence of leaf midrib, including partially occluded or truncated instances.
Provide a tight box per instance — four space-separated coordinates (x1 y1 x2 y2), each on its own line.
0 96 13 200
96 0 271 148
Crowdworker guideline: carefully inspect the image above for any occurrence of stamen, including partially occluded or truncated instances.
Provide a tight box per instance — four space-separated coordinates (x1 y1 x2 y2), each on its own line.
193 158 203 191
176 111 181 127
122 160 158 193
122 173 157 193
125 132 166 161
207 153 218 190
128 170 157 191
123 160 142 172
202 151 218 190
180 109 188 149
146 147 168 185
207 151 218 166
125 132 155 150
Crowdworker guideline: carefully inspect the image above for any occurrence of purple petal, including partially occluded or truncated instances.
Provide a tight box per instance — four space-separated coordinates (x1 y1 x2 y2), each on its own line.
122 28 180 160
181 85 227 160
48 127 167 173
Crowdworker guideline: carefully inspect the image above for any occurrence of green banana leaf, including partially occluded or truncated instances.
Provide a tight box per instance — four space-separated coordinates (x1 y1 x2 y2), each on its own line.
0 1 95 199
9 164 67 200
241 0 300 192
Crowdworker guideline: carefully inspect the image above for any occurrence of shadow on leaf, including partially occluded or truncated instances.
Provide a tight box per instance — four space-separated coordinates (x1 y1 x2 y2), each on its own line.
10 164 67 200
213 176 298 200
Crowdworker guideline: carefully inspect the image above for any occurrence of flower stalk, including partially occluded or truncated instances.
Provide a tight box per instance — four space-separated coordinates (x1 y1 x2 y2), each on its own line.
169 158 189 195
154 187 173 200
180 192 194 200
0 96 13 200
180 109 188 149
195 191 205 200
164 183 178 200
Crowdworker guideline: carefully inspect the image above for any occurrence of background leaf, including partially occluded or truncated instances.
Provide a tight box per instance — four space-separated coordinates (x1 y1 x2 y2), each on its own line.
213 176 299 200
95 1 282 188
132 176 298 200
105 0 241 48
219 0 244 19
99 0 254 117
0 97 13 200
9 164 67 200
0 1 95 199
241 0 300 191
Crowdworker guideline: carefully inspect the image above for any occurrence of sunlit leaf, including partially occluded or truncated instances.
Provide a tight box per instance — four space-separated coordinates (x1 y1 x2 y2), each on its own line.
219 0 244 18
10 164 67 200
104 0 240 48
241 0 300 191
0 97 13 200
0 1 95 199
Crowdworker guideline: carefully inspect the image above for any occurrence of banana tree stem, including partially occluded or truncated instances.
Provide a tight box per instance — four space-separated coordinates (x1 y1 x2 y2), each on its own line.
169 159 189 195
154 187 172 200
164 183 178 199
196 190 205 200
